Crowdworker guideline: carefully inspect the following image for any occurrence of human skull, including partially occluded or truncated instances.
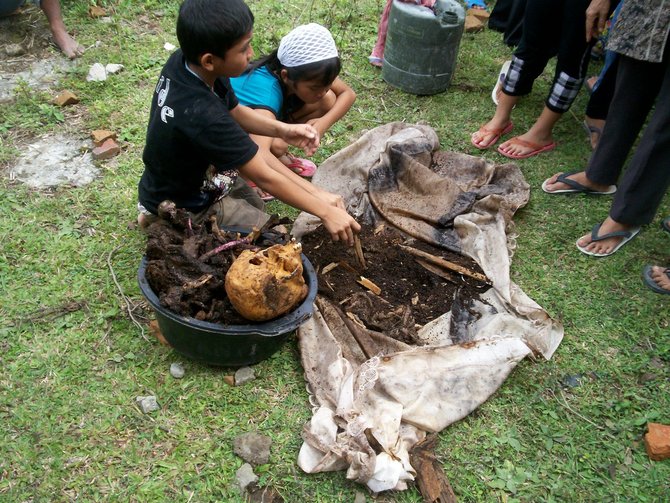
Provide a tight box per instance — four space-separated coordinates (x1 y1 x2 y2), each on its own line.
225 241 308 321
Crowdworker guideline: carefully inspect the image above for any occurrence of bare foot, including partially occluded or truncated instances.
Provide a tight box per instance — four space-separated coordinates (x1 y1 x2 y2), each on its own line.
471 118 512 148
51 28 84 59
576 217 638 256
498 131 554 157
648 265 670 292
542 171 612 194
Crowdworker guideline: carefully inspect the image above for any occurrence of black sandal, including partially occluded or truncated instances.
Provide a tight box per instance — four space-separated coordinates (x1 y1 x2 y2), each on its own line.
642 265 670 295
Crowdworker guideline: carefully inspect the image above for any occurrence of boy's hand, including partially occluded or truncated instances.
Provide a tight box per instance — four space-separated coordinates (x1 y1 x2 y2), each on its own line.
281 123 320 156
321 207 361 246
319 190 347 211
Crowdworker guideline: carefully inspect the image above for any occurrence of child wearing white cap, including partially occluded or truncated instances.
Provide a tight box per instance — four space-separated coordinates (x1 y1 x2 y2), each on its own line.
231 23 356 200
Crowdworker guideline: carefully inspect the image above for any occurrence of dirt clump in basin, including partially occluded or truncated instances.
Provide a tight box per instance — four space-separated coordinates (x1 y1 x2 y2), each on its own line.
299 223 490 343
143 206 290 325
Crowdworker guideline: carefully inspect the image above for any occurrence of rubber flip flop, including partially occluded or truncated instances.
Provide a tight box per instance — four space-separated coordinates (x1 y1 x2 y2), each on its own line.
285 155 317 177
642 265 670 295
471 121 513 150
541 171 616 195
368 56 383 68
246 180 275 201
497 136 556 159
492 60 511 106
576 223 640 257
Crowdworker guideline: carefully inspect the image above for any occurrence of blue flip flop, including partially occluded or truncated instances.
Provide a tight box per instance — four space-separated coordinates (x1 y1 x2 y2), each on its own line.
576 223 640 257
642 265 670 295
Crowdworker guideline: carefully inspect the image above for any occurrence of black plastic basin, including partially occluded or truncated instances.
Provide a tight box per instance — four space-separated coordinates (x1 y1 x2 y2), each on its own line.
137 253 317 367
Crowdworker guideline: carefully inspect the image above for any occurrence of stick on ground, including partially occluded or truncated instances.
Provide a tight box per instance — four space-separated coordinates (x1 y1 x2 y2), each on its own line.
399 245 489 283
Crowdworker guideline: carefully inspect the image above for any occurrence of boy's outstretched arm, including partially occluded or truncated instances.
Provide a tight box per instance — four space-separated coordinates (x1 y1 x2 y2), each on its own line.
239 153 360 245
231 105 319 156
249 124 347 211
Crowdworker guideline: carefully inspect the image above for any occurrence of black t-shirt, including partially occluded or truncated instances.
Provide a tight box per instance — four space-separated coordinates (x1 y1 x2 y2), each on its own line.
138 49 259 214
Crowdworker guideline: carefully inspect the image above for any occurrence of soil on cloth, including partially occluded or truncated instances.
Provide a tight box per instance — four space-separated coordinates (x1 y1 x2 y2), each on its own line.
299 223 490 328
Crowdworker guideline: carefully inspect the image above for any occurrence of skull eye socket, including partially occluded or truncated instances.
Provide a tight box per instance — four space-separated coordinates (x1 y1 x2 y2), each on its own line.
249 257 263 265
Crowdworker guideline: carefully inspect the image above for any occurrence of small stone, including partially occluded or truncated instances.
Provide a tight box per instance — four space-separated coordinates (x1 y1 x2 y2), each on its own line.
649 356 665 370
92 138 121 160
105 63 124 74
223 375 235 386
644 422 670 461
354 491 367 503
233 432 272 466
560 374 583 388
91 129 117 146
53 90 79 107
135 395 160 414
234 366 255 385
170 362 185 379
86 63 107 82
164 42 176 51
465 15 486 33
89 5 107 17
5 43 25 57
638 372 658 384
236 463 258 492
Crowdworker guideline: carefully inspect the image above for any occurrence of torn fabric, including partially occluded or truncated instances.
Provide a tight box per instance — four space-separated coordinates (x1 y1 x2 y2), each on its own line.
292 123 563 492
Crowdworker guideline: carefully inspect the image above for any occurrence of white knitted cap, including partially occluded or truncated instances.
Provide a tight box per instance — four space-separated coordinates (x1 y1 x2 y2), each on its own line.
277 23 338 68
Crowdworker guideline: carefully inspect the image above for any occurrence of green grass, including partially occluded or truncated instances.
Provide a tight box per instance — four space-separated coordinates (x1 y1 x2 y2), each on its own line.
1 1 668 501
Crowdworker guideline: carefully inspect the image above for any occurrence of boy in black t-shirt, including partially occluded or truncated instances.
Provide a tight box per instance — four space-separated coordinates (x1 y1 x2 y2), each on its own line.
138 0 360 245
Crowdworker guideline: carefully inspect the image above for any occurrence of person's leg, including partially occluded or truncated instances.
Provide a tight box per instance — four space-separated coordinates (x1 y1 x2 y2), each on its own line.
40 0 84 58
576 52 670 255
472 0 558 148
543 54 659 194
499 0 592 157
608 57 670 227
0 0 26 17
198 178 270 230
369 0 393 66
584 55 619 149
503 0 527 47
289 89 336 124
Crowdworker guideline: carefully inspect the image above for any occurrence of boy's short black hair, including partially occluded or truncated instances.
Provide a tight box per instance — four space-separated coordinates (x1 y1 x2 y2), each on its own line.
177 0 254 64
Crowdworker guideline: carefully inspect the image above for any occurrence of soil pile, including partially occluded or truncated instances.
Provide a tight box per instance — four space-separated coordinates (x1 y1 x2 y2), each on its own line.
299 223 490 342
